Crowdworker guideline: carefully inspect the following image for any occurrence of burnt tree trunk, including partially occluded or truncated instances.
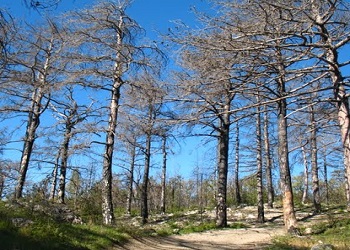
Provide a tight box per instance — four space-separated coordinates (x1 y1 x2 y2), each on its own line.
141 104 153 225
234 122 241 205
216 102 230 228
57 122 74 204
256 99 264 223
310 0 350 210
301 145 309 205
310 105 321 213
15 87 44 199
101 13 125 225
126 142 136 215
49 151 60 201
323 151 329 205
263 105 274 208
276 49 298 232
160 135 167 214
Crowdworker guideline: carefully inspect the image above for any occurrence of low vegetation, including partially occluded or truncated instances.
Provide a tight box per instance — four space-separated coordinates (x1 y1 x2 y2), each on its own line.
268 206 350 250
0 201 129 250
1 200 350 250
0 200 242 249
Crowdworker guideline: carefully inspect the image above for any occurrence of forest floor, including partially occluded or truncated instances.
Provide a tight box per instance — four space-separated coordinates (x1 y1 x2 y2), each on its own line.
2 201 348 250
113 226 284 249
113 205 344 250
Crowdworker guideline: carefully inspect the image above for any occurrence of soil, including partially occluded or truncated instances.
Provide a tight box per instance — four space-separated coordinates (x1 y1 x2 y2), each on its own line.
114 207 285 250
114 226 285 249
113 206 344 250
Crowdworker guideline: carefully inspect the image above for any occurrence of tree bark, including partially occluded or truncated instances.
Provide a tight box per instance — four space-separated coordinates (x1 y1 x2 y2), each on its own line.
277 52 298 232
126 142 136 215
234 122 241 205
256 100 264 223
216 103 230 228
263 105 274 208
57 125 73 204
140 102 154 225
301 145 309 205
310 0 350 211
0 174 4 199
15 87 44 199
323 151 329 205
141 127 152 225
310 105 321 213
101 13 124 225
101 79 120 225
278 97 298 232
14 34 54 199
49 150 60 201
160 135 167 214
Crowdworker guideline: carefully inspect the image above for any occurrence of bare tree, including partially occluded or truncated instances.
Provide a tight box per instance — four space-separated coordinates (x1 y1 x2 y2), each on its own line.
256 96 264 223
49 150 60 201
208 0 313 231
233 122 241 205
49 87 89 204
5 20 65 199
174 57 237 227
124 73 166 224
0 10 15 75
160 134 167 214
263 105 274 208
301 144 309 205
309 104 321 213
65 0 163 224
125 135 137 215
304 0 350 209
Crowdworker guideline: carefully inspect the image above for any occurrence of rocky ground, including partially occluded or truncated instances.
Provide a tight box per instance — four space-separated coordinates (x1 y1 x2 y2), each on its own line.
114 226 284 249
113 205 346 250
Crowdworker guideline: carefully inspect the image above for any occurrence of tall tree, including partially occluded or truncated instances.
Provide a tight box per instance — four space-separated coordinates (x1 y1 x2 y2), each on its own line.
263 105 274 208
234 122 241 205
49 150 60 201
7 20 65 199
127 73 166 224
160 134 167 214
309 104 321 213
171 17 253 226
0 10 15 75
66 0 162 224
305 0 350 209
301 144 309 205
140 103 153 225
50 87 89 204
211 0 312 231
125 135 137 215
256 96 264 223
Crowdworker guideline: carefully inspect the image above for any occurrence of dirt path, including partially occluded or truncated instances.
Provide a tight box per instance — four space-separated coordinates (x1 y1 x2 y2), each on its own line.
114 226 285 250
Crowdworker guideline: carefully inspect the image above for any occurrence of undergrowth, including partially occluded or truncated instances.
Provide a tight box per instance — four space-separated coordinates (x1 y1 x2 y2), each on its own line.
0 201 128 250
0 201 247 249
267 206 350 250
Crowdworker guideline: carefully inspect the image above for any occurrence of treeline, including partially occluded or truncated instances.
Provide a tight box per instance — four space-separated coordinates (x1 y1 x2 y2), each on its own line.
0 0 349 233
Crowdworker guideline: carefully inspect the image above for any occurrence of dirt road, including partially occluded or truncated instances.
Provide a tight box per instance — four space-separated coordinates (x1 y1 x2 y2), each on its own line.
114 226 285 250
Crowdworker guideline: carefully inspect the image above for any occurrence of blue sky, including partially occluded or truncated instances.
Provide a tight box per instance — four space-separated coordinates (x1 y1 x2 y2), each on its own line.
2 0 342 186
1 0 217 180
2 0 210 35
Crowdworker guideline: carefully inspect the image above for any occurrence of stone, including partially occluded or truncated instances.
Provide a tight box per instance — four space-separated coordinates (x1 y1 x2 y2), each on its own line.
11 218 34 227
310 243 334 250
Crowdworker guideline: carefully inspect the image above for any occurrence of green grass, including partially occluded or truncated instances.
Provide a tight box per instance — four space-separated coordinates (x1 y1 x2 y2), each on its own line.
0 201 230 249
149 214 248 236
178 221 217 234
267 210 350 250
0 201 129 250
0 201 259 249
311 218 350 249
